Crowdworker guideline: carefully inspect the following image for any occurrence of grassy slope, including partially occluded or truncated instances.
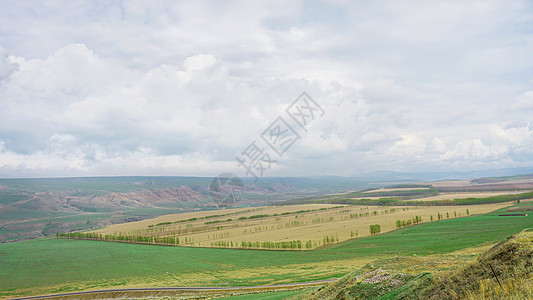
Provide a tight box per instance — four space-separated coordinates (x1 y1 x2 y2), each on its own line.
0 204 531 298
423 230 533 299
302 230 533 300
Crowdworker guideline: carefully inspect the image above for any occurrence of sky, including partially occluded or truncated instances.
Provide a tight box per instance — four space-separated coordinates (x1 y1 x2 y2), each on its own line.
1 0 533 179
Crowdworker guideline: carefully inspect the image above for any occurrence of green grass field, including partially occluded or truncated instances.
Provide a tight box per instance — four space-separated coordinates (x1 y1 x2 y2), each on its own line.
0 204 531 298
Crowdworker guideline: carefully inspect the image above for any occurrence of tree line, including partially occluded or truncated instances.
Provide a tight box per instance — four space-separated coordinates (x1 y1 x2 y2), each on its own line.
57 232 318 250
369 224 381 235
56 232 180 245
396 216 422 228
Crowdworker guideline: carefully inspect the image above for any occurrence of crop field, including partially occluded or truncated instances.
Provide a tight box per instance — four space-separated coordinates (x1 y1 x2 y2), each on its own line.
430 180 472 188
362 187 431 193
349 188 529 201
349 190 529 201
431 176 533 192
83 202 514 250
1 201 532 299
403 190 528 201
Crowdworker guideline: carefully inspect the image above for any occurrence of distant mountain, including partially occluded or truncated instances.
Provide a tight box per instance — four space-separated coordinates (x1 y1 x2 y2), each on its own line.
356 167 533 182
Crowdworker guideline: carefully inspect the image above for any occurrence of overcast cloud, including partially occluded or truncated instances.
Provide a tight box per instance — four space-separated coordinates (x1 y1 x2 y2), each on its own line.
1 0 533 178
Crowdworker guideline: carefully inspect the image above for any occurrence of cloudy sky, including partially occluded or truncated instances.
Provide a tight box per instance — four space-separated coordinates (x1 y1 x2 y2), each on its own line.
1 0 533 178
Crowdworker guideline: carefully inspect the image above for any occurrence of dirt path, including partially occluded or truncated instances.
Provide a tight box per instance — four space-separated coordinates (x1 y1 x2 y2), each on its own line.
10 279 337 299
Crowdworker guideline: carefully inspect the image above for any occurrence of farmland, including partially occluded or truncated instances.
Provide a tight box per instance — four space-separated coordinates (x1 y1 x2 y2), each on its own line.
2 175 533 299
3 175 531 242
348 190 524 201
79 202 515 250
279 188 533 207
1 201 532 299
402 190 527 201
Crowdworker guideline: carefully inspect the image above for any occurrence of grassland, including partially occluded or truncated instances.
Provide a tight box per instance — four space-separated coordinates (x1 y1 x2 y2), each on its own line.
81 202 513 250
1 201 532 299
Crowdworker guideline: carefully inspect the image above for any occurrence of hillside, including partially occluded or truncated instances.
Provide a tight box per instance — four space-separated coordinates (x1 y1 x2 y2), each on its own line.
299 230 533 299
0 176 371 242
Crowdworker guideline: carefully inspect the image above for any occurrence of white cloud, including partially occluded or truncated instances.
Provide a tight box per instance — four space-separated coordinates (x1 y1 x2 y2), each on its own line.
442 139 494 161
511 91 533 110
1 1 533 177
0 47 17 80
6 44 132 96
388 134 427 156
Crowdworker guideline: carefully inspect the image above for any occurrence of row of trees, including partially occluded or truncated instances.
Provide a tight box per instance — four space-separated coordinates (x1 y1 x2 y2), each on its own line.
239 240 306 250
396 209 472 228
203 206 344 226
350 212 370 218
210 239 324 250
349 208 409 220
436 212 449 220
58 232 318 250
148 208 261 229
211 240 234 247
323 234 339 245
395 216 423 228
211 236 342 250
56 232 181 245
369 224 381 235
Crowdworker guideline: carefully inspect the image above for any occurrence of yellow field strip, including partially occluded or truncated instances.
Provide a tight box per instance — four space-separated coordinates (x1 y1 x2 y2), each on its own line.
91 202 513 250
362 187 430 193
404 191 529 201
